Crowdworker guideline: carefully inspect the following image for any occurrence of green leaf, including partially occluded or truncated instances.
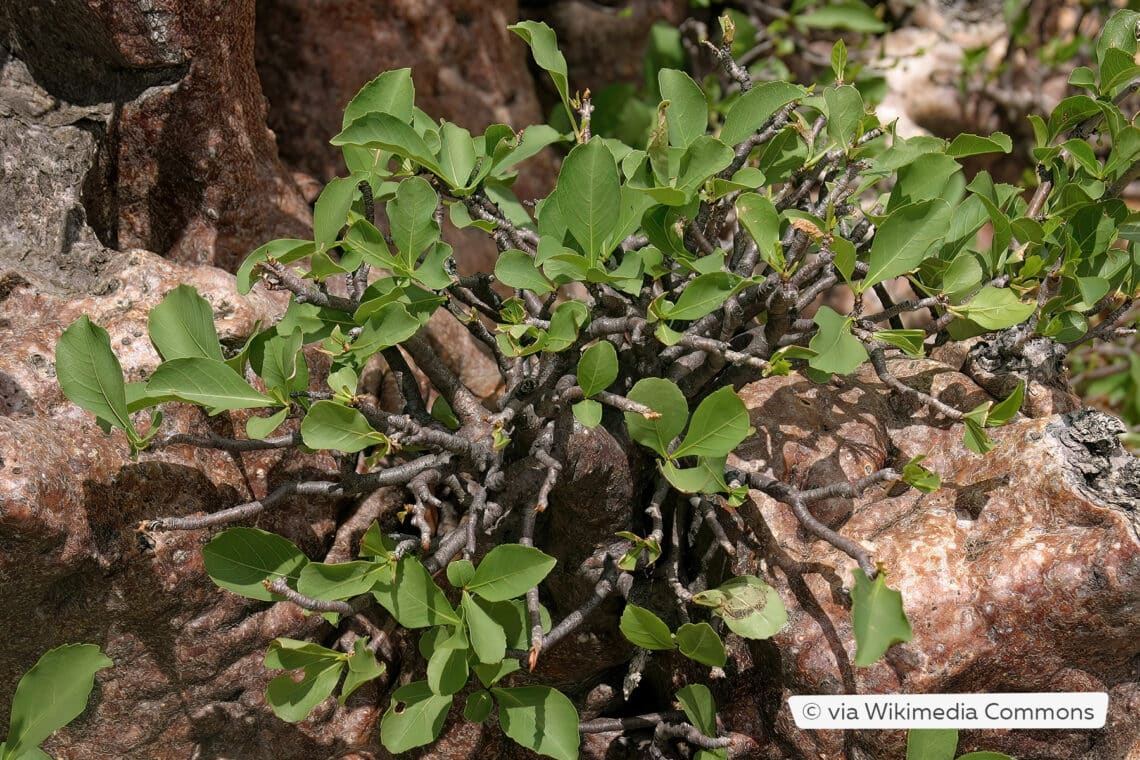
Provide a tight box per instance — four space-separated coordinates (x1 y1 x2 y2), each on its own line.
624 377 688 457
557 140 622 262
265 653 342 723
300 400 388 454
509 21 575 131
542 300 591 352
942 253 984 301
986 380 1024 426
736 192 783 271
797 0 887 32
372 557 460 628
468 544 557 602
426 628 469 696
462 591 508 665
875 329 926 358
343 69 414 127
693 576 787 639
246 408 289 440
831 38 848 82
446 559 476 588
720 81 804 147
341 638 386 702
963 404 996 455
808 306 868 376
250 330 307 395
147 285 224 362
577 341 619 397
672 386 750 459
5 645 112 757
905 728 958 760
572 399 603 428
297 560 385 601
388 176 440 263
493 686 580 760
901 455 941 494
861 200 953 291
473 659 522 689
313 176 358 247
675 683 717 737
55 317 133 437
665 272 744 322
331 113 442 175
659 69 707 148
464 691 494 723
381 681 453 754
824 85 863 149
946 132 1013 158
496 249 555 294
351 303 427 357
147 358 275 411
851 567 913 666
660 456 729 494
237 239 314 294
619 604 675 650
203 528 308 602
438 121 477 189
675 623 727 667
948 287 1035 330
1096 10 1140 72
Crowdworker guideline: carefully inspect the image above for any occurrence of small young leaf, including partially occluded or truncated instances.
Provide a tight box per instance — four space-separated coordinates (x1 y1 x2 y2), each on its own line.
577 341 619 397
341 637 386 702
824 84 863 149
447 559 476 588
301 400 388 454
380 681 453 754
851 567 913 666
468 544 557 602
675 623 727 667
572 399 603 428
672 386 750 459
985 380 1024 427
624 377 689 457
901 455 941 494
808 306 868 376
4 645 112 757
147 285 224 362
619 604 675 650
963 410 996 456
875 329 926 358
203 528 308 602
905 728 958 760
492 686 581 760
438 121 478 189
246 408 289 440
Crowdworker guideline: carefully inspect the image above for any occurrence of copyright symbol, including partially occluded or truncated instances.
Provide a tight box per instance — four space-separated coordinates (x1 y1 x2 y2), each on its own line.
802 702 821 720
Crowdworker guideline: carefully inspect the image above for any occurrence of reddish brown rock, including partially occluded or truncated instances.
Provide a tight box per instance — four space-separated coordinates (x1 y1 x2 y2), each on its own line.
724 361 1140 760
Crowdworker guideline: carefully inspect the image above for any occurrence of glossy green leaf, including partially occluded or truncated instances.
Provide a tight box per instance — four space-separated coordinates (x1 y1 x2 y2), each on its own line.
861 200 953 291
673 386 750 459
577 341 619 397
388 176 440 262
4 644 112 757
851 568 913 666
496 249 555 294
675 623 727 667
438 121 477 189
343 69 414 127
619 604 675 650
203 528 308 602
624 377 688 457
148 358 275 411
948 288 1035 330
468 544 557 602
720 81 804 147
372 557 459 628
55 317 133 437
381 681 453 754
331 113 442 174
808 306 868 375
946 132 1012 158
693 576 787 640
462 591 508 665
301 400 388 454
736 192 783 271
147 285 224 362
572 399 603 428
493 686 581 760
666 272 743 321
557 140 622 262
659 69 707 148
509 22 574 129
905 728 958 760
942 252 984 301
464 691 494 723
313 176 358 247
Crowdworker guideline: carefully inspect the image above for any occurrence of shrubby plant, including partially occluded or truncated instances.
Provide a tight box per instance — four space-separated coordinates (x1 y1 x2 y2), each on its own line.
55 9 1139 758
